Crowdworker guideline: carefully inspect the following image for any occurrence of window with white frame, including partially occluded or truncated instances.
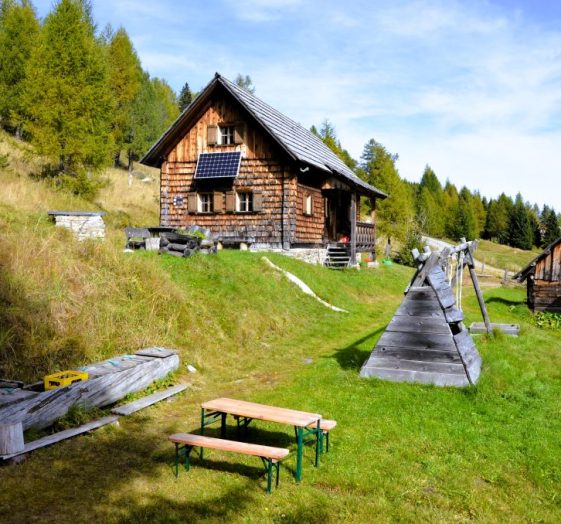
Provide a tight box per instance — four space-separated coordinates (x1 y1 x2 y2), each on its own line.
237 192 253 212
220 125 235 145
198 193 213 213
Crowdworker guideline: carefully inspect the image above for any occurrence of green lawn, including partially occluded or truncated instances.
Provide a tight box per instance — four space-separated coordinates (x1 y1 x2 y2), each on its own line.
1 252 560 523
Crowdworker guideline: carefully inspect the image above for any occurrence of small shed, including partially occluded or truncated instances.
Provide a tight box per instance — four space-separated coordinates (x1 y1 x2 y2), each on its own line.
514 236 561 312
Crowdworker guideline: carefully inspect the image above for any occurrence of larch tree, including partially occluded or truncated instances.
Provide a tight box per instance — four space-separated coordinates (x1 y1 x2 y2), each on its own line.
106 27 142 167
360 138 413 243
235 73 255 94
22 0 114 196
0 0 40 137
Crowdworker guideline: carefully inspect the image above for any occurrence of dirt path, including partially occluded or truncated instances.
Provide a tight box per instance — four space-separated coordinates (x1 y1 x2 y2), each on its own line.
421 236 507 279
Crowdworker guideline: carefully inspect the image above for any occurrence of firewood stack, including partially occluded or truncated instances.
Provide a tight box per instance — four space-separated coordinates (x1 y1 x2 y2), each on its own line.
159 227 218 257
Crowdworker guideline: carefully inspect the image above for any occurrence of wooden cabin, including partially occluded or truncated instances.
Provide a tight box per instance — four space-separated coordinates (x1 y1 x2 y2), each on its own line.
141 73 387 266
514 236 561 312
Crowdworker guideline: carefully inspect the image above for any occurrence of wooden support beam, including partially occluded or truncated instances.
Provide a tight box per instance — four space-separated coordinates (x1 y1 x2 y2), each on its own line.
467 243 492 333
350 192 357 266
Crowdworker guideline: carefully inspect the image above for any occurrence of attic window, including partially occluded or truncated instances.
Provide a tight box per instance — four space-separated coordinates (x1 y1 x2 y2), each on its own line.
220 126 235 145
207 124 244 146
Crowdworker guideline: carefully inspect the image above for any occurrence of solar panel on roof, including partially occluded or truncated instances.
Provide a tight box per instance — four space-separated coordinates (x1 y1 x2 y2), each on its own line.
194 151 242 179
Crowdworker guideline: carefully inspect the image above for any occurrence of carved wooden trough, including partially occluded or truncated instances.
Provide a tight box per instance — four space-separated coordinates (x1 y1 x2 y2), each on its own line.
0 347 179 432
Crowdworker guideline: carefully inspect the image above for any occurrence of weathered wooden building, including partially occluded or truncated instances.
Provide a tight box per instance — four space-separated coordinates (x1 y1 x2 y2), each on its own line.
141 73 386 266
514 237 561 312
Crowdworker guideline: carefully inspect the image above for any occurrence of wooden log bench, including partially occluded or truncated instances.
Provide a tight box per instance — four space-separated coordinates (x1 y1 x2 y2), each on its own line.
169 433 289 494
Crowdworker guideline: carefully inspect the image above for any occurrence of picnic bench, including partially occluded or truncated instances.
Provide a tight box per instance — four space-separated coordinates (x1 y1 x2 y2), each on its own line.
169 433 289 494
306 419 337 453
200 398 322 482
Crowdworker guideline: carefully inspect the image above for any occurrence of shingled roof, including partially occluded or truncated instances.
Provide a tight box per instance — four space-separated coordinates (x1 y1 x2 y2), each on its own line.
141 73 387 199
513 235 561 282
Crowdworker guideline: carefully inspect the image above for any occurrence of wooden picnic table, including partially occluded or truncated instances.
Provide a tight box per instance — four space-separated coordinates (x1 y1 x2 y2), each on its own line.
200 398 322 482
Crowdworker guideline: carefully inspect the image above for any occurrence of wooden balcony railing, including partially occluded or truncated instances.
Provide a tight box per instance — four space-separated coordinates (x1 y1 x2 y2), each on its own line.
356 222 375 250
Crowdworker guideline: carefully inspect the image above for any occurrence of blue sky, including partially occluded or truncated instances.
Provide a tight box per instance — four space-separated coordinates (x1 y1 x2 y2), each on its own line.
34 0 561 211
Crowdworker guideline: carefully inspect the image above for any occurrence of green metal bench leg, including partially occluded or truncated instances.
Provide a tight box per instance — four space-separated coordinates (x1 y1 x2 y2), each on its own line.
184 445 192 471
314 420 321 467
296 426 304 482
174 443 179 478
326 431 330 452
221 412 227 438
200 408 205 460
266 458 273 494
276 461 280 488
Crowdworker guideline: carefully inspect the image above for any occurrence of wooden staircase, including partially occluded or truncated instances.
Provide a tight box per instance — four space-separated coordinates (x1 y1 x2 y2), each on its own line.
324 243 351 269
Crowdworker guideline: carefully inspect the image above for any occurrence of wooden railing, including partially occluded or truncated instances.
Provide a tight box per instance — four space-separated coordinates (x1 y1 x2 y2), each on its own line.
356 222 375 250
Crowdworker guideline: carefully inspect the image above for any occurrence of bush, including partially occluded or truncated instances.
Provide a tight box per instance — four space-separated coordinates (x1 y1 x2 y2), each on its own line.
395 221 424 267
0 153 9 169
534 311 561 329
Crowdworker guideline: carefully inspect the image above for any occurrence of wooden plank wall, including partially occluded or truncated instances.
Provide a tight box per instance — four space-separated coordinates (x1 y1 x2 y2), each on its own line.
531 280 561 312
167 93 280 162
535 242 561 281
162 159 294 246
295 183 324 244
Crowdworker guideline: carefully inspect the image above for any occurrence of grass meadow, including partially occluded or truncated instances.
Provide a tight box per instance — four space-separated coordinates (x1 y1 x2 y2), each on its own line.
1 131 560 522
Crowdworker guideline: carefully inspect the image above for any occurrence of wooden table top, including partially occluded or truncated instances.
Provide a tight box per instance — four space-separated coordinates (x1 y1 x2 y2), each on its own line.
201 398 321 427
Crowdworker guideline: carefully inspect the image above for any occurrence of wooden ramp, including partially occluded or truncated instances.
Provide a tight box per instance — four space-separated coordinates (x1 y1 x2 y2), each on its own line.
360 257 481 387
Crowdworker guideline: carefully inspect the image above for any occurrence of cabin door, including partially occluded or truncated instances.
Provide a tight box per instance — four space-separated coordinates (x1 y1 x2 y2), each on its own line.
324 190 350 242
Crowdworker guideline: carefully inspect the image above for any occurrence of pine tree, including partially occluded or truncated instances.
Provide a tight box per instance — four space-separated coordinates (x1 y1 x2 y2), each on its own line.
509 194 533 249
0 0 40 136
178 81 193 112
106 27 142 166
484 194 512 244
21 0 114 194
360 138 414 242
541 206 560 247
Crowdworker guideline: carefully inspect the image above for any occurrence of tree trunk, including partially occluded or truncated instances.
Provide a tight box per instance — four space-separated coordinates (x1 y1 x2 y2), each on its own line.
128 150 134 187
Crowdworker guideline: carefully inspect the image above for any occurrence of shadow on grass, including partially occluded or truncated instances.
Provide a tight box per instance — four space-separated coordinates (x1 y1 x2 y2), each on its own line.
331 326 386 371
485 296 526 306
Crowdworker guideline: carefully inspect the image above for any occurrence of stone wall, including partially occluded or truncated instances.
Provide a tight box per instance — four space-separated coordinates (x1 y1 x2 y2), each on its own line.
48 211 105 241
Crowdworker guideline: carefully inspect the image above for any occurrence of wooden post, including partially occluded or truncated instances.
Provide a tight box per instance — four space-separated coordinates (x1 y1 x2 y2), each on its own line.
350 192 357 266
370 197 377 260
466 245 492 334
0 421 24 455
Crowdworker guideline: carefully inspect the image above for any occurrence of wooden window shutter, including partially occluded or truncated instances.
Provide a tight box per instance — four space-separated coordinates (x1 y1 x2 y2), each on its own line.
207 125 218 145
225 191 235 212
253 190 263 212
308 194 313 216
187 192 198 213
302 193 307 214
213 191 224 213
234 123 244 145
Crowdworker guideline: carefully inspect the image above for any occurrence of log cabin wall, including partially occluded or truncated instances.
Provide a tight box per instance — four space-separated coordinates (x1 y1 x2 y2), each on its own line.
160 90 300 247
295 183 324 244
528 241 561 312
